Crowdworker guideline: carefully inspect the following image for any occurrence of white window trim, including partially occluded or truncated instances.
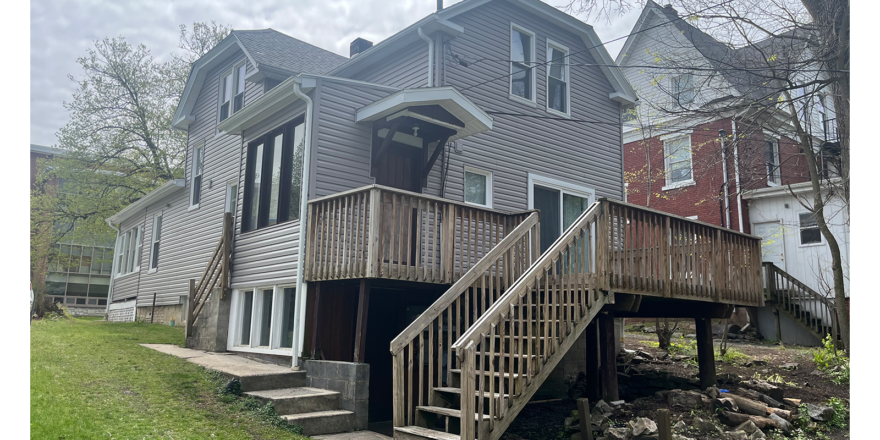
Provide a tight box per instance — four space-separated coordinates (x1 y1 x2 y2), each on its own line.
765 138 781 187
114 225 142 279
545 39 571 118
671 73 695 105
527 173 597 233
217 61 247 125
227 285 298 355
663 134 693 189
148 213 162 273
225 180 239 214
509 23 537 106
189 143 204 210
463 166 493 208
797 211 824 247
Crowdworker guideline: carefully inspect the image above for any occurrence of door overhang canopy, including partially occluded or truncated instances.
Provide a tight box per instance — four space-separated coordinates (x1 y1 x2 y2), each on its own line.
356 87 493 141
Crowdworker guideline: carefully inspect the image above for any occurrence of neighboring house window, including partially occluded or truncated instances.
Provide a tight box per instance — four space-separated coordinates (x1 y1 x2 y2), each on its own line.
546 40 570 115
672 74 695 105
510 25 535 102
149 214 162 272
765 139 781 185
243 117 307 232
686 215 698 220
219 62 247 122
114 225 142 277
464 167 492 208
663 135 693 186
190 145 204 207
799 212 822 245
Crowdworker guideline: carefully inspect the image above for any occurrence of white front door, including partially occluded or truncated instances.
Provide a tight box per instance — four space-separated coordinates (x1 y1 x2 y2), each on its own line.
754 222 785 269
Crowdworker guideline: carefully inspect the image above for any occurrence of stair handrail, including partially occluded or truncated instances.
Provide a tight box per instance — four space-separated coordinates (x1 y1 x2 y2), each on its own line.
389 211 541 429
186 212 233 337
763 262 839 341
452 200 609 440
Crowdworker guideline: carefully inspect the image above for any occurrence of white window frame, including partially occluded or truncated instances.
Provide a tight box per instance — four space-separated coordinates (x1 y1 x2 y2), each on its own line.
463 166 493 208
509 23 537 106
685 215 699 220
527 173 597 233
225 180 239 215
228 285 297 355
798 211 823 247
545 39 571 117
218 61 247 124
189 143 204 209
662 134 695 190
671 73 695 105
148 213 162 273
765 137 781 186
114 225 142 278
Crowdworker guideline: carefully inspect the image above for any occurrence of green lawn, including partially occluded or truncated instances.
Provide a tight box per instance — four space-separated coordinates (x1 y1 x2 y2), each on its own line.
31 316 310 439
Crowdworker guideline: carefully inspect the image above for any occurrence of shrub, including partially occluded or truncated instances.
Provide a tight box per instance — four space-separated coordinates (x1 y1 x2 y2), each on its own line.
813 335 849 384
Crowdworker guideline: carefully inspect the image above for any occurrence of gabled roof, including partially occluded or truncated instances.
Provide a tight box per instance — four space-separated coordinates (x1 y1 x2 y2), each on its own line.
172 29 346 131
107 179 186 224
329 0 638 107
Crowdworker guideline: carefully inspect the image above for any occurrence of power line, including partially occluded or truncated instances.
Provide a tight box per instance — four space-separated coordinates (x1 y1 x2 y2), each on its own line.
463 59 848 74
459 0 735 93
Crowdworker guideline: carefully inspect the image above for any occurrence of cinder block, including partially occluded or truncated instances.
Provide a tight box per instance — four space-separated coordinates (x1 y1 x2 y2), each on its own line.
341 381 356 400
354 364 370 382
337 362 355 380
355 381 369 399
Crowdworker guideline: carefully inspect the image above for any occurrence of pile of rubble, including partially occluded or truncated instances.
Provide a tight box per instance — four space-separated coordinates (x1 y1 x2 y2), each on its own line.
561 377 838 440
616 349 701 400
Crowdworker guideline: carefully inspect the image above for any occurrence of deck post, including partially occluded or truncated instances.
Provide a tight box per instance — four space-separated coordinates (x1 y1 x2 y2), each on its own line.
585 319 601 401
598 312 619 401
353 279 371 363
367 188 382 278
185 279 195 339
310 282 323 360
577 398 594 440
695 317 716 390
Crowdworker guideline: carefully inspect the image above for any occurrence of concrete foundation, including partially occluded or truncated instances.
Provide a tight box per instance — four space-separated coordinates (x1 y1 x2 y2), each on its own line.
137 303 186 326
67 306 106 317
186 289 232 352
305 360 370 431
107 299 136 322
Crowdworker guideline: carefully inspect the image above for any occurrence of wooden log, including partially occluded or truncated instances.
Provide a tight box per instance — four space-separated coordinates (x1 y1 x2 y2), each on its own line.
724 394 791 420
735 388 783 408
657 408 672 440
717 410 779 430
713 397 738 412
740 379 784 402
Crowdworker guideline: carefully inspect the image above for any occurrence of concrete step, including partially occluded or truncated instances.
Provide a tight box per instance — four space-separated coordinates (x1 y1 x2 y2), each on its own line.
395 426 460 440
283 409 354 436
245 387 340 416
225 370 306 392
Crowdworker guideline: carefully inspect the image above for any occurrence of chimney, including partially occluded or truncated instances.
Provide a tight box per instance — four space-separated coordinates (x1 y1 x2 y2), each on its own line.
437 0 443 11
350 37 373 57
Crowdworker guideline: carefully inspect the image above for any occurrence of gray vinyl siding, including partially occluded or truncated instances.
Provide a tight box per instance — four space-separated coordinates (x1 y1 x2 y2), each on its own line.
109 213 148 302
346 41 430 89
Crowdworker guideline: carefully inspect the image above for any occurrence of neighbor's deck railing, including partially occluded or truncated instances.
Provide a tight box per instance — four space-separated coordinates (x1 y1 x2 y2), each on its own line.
303 185 532 284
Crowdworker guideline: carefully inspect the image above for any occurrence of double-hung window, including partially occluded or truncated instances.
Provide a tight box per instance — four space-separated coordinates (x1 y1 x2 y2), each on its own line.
765 139 781 185
219 62 247 122
546 40 570 115
510 25 535 103
672 74 695 105
114 225 142 277
190 144 204 207
799 212 822 245
464 167 492 208
149 214 162 271
663 135 693 187
242 117 307 232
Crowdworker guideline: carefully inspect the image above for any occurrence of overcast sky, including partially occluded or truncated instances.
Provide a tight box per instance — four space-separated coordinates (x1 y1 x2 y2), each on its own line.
30 0 640 146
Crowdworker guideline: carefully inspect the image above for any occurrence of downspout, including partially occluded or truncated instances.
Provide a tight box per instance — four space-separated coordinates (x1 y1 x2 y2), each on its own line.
418 27 434 87
732 120 744 233
103 220 120 317
719 129 731 229
292 78 314 369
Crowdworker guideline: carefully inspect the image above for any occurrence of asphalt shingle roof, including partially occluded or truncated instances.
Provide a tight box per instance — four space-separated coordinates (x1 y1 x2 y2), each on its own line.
232 29 348 75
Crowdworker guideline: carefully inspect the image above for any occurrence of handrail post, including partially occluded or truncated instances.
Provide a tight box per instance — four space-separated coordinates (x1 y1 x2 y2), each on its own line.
392 351 404 428
186 278 195 339
221 212 232 299
367 188 381 278
459 346 476 440
596 201 609 291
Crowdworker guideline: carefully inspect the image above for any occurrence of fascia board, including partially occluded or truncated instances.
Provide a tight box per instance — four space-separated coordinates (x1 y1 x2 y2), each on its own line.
216 77 316 135
356 87 493 131
107 179 185 224
172 37 246 130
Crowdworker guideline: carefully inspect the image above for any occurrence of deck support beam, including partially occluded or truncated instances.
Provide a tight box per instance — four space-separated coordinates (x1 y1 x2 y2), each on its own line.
585 319 601 402
353 279 371 363
695 317 716 390
310 282 324 360
598 312 619 401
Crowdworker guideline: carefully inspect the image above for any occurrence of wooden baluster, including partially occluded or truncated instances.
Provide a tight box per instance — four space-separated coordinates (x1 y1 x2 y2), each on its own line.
428 318 434 406
407 340 413 425
487 327 495 428
508 304 516 402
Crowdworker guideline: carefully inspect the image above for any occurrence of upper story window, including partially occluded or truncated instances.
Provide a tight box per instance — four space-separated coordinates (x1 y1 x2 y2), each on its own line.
242 117 307 232
799 212 822 245
225 181 239 215
115 225 142 278
149 214 162 272
663 135 693 187
546 40 570 116
765 139 781 185
464 167 493 208
190 144 204 208
219 62 247 122
672 74 695 105
510 25 536 103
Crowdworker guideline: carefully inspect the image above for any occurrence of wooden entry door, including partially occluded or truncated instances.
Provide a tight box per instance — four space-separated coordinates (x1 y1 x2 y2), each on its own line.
375 144 422 193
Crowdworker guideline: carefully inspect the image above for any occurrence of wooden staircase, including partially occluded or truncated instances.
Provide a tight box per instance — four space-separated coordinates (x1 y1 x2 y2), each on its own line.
763 262 842 346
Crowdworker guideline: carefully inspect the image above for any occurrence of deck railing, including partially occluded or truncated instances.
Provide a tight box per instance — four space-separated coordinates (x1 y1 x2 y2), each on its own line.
303 185 531 284
763 262 839 343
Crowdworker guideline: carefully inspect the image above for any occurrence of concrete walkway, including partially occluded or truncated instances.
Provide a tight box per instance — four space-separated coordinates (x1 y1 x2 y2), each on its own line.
141 344 294 377
313 431 392 440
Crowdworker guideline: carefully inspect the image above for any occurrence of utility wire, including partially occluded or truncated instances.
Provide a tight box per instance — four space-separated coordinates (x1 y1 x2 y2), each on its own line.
464 60 848 74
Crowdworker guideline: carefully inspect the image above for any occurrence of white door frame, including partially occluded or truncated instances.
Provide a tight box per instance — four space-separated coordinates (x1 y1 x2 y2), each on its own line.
227 285 298 356
527 173 597 231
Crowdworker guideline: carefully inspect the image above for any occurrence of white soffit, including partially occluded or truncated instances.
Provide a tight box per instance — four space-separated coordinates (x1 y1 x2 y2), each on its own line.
356 87 493 141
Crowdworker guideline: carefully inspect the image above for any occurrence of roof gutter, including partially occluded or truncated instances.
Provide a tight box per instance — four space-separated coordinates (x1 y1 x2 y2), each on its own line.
417 27 435 87
292 78 314 369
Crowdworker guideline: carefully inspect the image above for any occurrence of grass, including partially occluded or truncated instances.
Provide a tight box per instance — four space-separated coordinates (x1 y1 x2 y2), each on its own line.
31 316 310 439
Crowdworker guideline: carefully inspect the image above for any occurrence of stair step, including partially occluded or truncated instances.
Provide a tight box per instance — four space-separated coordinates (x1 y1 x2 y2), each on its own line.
244 387 339 415
434 386 508 399
450 369 524 379
416 405 492 421
222 370 306 392
282 409 354 436
395 426 460 440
